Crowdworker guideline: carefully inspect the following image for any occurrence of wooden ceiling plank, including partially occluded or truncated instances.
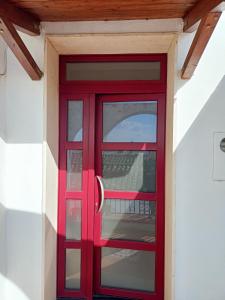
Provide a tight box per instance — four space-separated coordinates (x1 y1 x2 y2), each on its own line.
0 1 40 35
184 0 223 32
181 12 221 80
8 0 198 22
0 17 42 80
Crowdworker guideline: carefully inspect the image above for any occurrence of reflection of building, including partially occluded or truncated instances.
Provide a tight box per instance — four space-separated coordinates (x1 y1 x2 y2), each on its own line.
103 151 156 192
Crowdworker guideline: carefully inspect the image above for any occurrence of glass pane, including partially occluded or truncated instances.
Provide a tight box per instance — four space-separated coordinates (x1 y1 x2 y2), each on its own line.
68 101 83 141
103 101 157 142
102 151 156 192
65 249 81 289
102 200 156 242
101 248 155 292
66 62 160 81
67 150 82 191
66 200 81 240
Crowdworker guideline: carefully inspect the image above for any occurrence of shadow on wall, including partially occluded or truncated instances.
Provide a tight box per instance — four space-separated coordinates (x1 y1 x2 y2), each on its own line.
0 202 57 300
174 76 225 300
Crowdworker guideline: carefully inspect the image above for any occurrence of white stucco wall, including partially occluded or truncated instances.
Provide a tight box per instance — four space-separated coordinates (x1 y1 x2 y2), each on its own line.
0 37 7 300
0 15 225 300
174 13 225 300
0 33 44 300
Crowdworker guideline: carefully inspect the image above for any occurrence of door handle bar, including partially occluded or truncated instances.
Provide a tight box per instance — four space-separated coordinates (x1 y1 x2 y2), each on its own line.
96 176 105 213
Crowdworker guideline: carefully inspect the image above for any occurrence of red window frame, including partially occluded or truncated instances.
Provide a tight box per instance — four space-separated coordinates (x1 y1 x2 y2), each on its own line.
57 54 167 300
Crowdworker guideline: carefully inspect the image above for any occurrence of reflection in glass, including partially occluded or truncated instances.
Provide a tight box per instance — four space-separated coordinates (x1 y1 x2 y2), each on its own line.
66 200 81 240
101 248 155 292
102 200 156 242
102 151 156 192
103 101 157 142
66 61 161 81
68 101 83 141
67 150 82 191
65 249 81 289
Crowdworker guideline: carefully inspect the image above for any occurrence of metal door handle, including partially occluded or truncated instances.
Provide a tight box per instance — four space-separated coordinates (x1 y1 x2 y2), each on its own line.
96 176 105 213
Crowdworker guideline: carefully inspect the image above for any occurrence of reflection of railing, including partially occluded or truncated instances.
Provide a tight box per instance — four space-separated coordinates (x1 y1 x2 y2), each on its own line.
105 199 156 217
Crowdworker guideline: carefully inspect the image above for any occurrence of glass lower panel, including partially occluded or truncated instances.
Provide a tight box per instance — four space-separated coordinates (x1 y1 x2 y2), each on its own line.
66 200 81 240
102 199 156 242
101 248 155 292
65 249 81 290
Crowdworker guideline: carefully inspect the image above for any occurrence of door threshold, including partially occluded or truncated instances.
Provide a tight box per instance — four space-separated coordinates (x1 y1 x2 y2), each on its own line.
57 297 129 300
94 295 129 300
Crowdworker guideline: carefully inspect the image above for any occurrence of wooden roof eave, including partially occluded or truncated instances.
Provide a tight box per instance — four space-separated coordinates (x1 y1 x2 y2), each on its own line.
0 0 224 80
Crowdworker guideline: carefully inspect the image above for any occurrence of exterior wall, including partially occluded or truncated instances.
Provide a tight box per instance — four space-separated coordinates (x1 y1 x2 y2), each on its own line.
0 33 44 300
0 37 7 300
0 15 224 300
174 13 225 300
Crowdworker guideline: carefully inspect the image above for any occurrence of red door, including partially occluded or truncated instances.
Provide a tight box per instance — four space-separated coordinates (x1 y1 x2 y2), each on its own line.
57 55 166 300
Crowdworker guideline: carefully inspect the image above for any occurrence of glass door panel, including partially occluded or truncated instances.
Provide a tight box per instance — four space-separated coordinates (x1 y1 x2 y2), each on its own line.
102 199 156 243
101 248 155 292
94 94 165 300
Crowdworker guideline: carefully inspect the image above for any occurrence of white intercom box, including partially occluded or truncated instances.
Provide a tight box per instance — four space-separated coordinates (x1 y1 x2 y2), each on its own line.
213 132 225 181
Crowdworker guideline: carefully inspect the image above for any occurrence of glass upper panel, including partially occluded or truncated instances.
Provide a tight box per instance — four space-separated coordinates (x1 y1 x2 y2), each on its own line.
101 247 155 292
65 249 81 290
66 62 160 81
67 150 82 191
68 101 83 142
102 199 156 242
103 101 157 142
102 151 156 193
66 200 81 240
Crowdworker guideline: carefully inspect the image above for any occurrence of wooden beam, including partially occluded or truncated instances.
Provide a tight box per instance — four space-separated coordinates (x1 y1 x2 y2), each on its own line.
0 17 42 80
184 0 223 32
181 12 221 80
0 1 40 36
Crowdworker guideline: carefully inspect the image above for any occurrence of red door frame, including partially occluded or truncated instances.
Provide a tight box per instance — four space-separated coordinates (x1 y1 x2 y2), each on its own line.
57 54 167 300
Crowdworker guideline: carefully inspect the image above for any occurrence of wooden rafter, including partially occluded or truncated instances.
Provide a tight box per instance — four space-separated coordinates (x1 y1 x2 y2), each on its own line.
0 17 42 80
0 1 40 36
181 12 221 80
184 0 224 32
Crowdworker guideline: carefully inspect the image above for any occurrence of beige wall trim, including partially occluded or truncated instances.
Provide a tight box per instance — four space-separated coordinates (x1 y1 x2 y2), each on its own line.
47 33 177 55
43 33 177 300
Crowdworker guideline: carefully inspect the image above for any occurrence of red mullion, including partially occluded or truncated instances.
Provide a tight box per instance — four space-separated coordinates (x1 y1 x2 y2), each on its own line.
64 241 82 249
60 53 166 63
93 95 104 295
62 287 83 299
98 93 163 102
96 240 156 252
154 95 166 299
85 93 96 300
60 81 166 95
65 191 84 199
80 93 90 298
65 142 83 150
102 142 158 151
57 92 68 297
104 191 157 201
